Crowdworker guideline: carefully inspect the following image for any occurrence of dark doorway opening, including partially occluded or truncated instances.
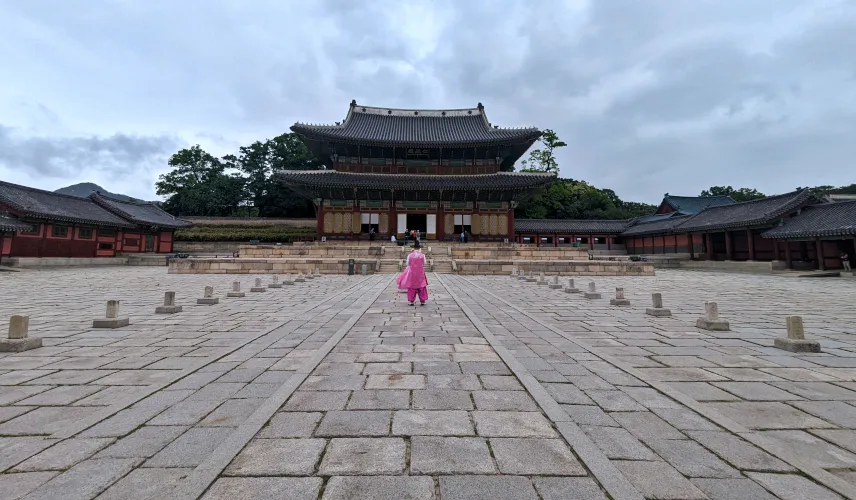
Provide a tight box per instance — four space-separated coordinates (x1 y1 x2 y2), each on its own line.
145 234 155 252
407 214 427 236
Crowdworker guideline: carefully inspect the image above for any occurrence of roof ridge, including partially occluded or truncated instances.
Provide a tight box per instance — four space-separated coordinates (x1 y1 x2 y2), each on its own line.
93 192 156 206
0 179 103 203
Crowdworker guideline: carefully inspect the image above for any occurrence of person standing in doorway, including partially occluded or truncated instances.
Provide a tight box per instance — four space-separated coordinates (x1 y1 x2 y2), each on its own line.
842 251 851 271
460 231 465 244
369 227 375 241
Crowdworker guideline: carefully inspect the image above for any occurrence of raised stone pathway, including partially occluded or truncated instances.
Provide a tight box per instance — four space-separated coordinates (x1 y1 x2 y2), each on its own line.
1 267 855 499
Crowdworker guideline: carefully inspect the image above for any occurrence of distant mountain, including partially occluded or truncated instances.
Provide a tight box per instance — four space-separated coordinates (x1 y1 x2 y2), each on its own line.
54 183 141 202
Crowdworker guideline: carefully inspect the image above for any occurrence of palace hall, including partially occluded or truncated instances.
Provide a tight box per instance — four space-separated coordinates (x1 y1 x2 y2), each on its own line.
281 100 554 242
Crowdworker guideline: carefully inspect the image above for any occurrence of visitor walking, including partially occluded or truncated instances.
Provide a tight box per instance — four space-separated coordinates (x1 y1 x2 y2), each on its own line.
390 234 397 244
460 231 465 244
398 240 428 306
842 251 851 271
369 227 375 241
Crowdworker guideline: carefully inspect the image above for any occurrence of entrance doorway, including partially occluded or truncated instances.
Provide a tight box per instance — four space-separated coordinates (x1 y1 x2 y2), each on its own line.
407 214 427 237
145 234 155 252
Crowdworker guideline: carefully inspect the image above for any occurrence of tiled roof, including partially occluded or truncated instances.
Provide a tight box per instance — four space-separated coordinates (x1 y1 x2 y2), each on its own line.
278 171 555 191
662 194 736 214
291 101 541 147
514 219 630 234
621 215 693 236
673 189 815 232
91 193 192 229
0 213 31 232
762 201 856 239
633 213 679 224
0 180 134 227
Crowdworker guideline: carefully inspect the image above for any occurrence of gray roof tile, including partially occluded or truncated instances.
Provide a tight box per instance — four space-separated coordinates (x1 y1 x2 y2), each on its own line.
669 189 815 232
292 102 541 147
662 194 736 214
762 201 856 239
514 219 630 234
0 180 134 227
91 194 192 229
0 213 31 232
621 215 693 236
278 170 555 192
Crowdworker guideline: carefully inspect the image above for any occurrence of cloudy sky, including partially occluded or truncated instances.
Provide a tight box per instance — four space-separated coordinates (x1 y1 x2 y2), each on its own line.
1 0 854 204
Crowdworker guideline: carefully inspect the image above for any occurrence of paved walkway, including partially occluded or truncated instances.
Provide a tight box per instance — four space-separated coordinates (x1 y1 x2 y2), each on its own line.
0 268 855 499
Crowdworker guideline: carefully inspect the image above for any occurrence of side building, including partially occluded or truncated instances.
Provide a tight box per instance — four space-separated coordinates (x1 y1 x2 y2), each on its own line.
0 180 191 260
517 190 855 272
282 101 554 241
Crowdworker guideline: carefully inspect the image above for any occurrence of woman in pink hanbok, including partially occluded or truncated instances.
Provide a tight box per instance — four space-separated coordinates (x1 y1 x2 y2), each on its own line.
398 241 428 306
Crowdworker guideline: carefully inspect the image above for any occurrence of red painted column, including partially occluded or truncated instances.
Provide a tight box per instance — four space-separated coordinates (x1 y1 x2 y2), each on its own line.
689 234 695 259
436 203 444 241
536 234 540 247
706 233 713 260
316 201 325 240
816 238 826 270
507 206 514 243
725 231 733 260
607 237 611 250
784 241 792 269
747 229 755 260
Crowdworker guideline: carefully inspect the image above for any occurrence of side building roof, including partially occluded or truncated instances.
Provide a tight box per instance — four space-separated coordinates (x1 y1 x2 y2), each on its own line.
762 200 856 239
514 219 630 234
672 189 816 232
90 193 192 229
660 194 736 214
0 213 32 232
0 180 135 228
621 215 694 236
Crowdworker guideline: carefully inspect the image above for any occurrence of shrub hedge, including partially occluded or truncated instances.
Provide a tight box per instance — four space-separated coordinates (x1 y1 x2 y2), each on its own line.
174 224 316 242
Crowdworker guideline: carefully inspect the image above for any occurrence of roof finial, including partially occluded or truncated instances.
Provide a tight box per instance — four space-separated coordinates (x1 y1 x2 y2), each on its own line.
350 99 356 107
477 102 484 110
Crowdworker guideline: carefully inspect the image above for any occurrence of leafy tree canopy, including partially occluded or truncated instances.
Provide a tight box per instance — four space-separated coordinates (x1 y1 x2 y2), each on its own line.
519 129 566 174
157 134 322 217
699 186 767 202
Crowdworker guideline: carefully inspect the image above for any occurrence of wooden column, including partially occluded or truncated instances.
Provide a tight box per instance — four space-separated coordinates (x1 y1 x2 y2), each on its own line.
506 206 514 243
607 237 611 250
706 233 713 260
436 203 445 241
589 233 594 251
536 234 540 247
784 240 792 269
673 234 678 254
725 231 733 260
554 234 558 248
747 229 755 261
316 201 325 240
688 234 695 259
816 238 826 270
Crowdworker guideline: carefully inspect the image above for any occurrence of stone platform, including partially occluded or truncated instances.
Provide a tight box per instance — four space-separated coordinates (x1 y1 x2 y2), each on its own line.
168 257 654 276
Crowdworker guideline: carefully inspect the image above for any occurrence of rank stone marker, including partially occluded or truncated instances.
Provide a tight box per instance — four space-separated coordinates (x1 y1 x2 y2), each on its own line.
518 269 528 280
0 314 42 352
155 291 183 314
295 272 306 283
538 272 548 285
549 276 563 289
92 300 130 328
283 274 295 285
610 287 631 306
227 281 246 298
268 275 283 288
774 315 822 352
197 286 219 305
695 301 730 331
250 277 267 292
645 293 671 317
564 279 580 293
584 281 602 299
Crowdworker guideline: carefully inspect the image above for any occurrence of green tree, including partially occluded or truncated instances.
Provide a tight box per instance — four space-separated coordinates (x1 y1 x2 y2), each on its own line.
156 145 246 216
519 129 567 174
515 178 656 220
700 186 766 202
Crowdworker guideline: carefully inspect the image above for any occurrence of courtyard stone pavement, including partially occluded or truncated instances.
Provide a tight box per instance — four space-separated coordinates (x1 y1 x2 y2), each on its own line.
0 268 855 499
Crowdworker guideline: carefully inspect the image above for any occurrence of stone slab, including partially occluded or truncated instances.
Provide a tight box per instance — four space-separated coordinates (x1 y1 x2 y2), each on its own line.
0 337 43 352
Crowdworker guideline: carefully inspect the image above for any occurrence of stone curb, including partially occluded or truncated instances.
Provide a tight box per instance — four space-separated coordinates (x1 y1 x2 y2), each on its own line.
168 274 395 500
435 274 645 500
458 275 856 500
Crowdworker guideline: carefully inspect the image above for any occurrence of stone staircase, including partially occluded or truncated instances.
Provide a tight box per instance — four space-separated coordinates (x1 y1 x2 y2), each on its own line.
378 260 401 274
432 259 454 274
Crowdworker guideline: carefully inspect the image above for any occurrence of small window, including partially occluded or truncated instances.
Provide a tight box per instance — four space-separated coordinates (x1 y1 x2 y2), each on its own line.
21 223 40 235
78 228 93 239
98 242 114 250
52 225 69 237
99 229 117 237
